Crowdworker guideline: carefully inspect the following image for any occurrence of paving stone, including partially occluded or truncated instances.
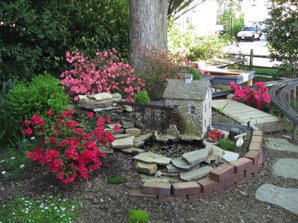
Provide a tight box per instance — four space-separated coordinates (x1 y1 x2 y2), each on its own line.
98 146 114 154
256 184 298 215
222 150 239 162
139 174 179 183
120 147 145 154
133 152 171 166
122 121 134 128
88 92 113 101
206 145 224 164
113 134 131 139
126 128 141 137
272 158 298 180
180 166 214 181
264 138 298 153
166 163 185 173
182 147 212 165
134 132 154 147
171 157 196 171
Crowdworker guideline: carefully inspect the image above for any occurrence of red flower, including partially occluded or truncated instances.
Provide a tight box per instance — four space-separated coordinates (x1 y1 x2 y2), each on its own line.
47 110 53 117
87 112 94 118
24 128 33 136
24 119 30 127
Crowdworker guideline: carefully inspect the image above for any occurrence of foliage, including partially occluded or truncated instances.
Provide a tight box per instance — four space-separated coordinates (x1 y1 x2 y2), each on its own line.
133 90 151 104
6 72 70 126
218 138 234 151
168 24 230 61
107 176 128 184
0 195 80 223
128 209 150 223
230 82 271 110
0 0 129 85
0 140 30 182
60 49 145 102
188 67 201 80
134 46 184 101
216 0 244 39
168 0 206 21
24 110 119 185
263 1 298 78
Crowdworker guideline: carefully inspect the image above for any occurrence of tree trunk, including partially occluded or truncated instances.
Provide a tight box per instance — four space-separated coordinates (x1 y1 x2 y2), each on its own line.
129 0 168 72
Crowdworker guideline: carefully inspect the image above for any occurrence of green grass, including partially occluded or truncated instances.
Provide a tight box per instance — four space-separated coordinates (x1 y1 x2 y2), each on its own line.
107 176 127 184
0 195 81 223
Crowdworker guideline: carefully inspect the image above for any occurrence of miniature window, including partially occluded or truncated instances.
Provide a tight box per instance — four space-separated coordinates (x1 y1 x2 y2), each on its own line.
189 105 195 114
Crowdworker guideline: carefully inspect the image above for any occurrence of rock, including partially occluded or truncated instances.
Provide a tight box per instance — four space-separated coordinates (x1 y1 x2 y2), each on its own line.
124 105 133 112
206 145 225 164
133 152 171 166
166 124 180 137
112 93 122 99
179 134 201 141
256 184 298 215
272 158 298 179
120 147 145 154
165 163 185 173
113 134 131 139
182 147 213 165
222 150 239 162
171 157 197 171
107 123 122 129
139 174 179 183
264 138 298 153
93 106 117 112
88 93 113 101
180 166 214 181
98 146 114 154
126 128 141 137
134 132 154 147
111 136 135 149
153 131 177 143
79 99 113 109
122 121 135 129
134 160 158 175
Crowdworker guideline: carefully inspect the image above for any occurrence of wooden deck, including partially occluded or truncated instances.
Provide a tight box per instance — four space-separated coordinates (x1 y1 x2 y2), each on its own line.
212 99 283 133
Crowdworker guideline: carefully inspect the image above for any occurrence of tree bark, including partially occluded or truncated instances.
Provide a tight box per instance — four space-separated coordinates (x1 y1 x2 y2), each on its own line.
129 0 168 71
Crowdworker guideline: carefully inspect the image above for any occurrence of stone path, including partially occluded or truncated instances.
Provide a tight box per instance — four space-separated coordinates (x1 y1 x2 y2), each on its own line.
255 138 298 215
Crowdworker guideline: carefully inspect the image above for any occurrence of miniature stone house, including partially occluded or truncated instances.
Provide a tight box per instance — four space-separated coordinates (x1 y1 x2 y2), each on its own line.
163 75 212 138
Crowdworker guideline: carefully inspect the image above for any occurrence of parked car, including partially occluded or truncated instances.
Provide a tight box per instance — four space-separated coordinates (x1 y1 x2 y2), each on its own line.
206 129 225 142
237 26 262 42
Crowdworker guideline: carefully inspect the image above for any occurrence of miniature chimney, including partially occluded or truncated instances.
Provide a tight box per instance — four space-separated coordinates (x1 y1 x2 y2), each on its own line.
184 74 193 83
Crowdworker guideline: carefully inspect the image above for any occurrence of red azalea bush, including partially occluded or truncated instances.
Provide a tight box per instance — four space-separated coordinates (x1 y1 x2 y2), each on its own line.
24 110 118 185
60 48 145 102
230 81 271 110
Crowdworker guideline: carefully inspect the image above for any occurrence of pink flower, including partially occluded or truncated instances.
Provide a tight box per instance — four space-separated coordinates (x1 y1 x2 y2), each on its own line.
88 112 94 118
24 128 33 136
24 119 30 127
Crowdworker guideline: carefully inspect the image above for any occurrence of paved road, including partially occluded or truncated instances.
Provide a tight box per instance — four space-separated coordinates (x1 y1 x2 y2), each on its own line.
224 37 280 67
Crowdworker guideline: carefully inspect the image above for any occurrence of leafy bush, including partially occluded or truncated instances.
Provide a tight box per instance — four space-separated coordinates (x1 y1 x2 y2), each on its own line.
135 46 186 101
133 90 150 104
217 138 234 151
60 49 145 102
128 209 150 223
168 25 230 61
24 110 119 185
6 72 70 126
0 195 80 223
0 0 129 84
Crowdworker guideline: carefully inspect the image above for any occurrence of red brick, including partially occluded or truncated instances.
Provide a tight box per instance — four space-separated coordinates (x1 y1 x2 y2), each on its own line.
251 135 262 143
223 182 236 191
172 181 201 197
244 150 261 165
209 163 235 182
198 178 222 193
129 190 157 198
236 173 254 185
249 142 262 151
253 131 263 136
142 182 171 196
229 158 253 173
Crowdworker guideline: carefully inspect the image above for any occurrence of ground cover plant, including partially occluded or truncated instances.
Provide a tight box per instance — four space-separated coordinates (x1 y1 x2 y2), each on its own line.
0 195 81 223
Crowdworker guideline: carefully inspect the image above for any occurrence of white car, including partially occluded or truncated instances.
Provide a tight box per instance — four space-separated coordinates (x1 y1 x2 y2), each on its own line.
237 26 262 42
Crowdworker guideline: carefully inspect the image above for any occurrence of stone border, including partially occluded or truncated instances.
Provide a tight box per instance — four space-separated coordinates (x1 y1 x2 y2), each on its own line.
129 131 263 200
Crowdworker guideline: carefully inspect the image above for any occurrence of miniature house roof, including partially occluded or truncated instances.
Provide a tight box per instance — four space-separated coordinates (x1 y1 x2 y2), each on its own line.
163 79 211 100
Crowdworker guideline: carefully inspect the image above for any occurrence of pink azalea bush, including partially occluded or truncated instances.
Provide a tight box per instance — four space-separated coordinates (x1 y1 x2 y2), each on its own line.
230 81 271 110
60 49 145 102
24 110 118 185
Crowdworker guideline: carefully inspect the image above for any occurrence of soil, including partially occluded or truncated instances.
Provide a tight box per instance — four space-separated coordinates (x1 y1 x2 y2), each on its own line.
1 111 298 223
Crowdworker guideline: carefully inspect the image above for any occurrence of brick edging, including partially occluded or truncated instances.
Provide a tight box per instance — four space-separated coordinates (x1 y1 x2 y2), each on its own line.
129 131 263 200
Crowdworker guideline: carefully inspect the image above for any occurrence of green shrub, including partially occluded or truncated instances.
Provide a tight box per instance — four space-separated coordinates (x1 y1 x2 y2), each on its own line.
128 209 150 223
188 67 201 80
107 176 127 184
6 72 70 126
133 90 150 104
0 195 80 223
217 138 234 151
